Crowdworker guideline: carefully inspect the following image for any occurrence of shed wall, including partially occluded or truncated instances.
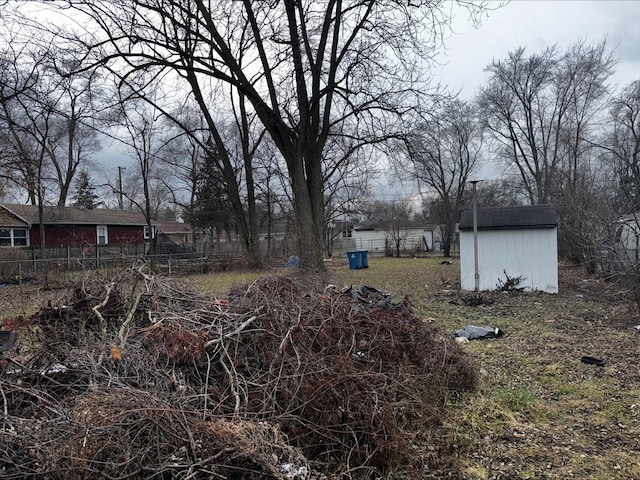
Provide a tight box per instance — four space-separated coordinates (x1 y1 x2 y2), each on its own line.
460 228 558 293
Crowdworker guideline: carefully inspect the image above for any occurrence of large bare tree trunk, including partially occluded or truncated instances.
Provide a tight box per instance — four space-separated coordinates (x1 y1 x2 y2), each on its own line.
287 146 325 270
37 0 491 272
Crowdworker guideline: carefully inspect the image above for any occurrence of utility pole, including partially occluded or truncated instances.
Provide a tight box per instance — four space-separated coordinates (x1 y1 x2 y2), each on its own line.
471 180 480 292
118 166 126 209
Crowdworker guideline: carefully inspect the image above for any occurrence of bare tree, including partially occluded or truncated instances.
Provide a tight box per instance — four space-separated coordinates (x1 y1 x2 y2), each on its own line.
51 0 490 271
116 78 269 267
382 199 413 257
472 176 524 207
582 79 640 280
478 40 617 265
555 155 617 268
0 37 66 250
253 146 291 261
115 94 167 261
357 199 415 257
157 122 204 220
44 50 104 206
608 80 640 213
322 136 378 257
478 39 615 205
0 37 105 208
0 41 53 206
401 99 482 257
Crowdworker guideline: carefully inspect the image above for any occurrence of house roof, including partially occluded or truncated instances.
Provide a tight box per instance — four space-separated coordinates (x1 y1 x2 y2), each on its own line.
156 220 192 234
354 225 433 232
0 204 149 226
459 204 557 231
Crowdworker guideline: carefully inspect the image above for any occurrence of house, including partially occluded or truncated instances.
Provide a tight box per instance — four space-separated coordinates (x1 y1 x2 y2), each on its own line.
0 204 152 248
348 224 442 254
459 204 558 293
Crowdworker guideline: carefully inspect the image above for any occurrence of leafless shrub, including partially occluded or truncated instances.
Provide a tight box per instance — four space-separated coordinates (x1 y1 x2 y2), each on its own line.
497 270 527 292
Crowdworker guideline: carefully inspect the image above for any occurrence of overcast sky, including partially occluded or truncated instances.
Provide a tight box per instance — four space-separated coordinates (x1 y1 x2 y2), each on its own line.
41 0 640 199
434 0 640 99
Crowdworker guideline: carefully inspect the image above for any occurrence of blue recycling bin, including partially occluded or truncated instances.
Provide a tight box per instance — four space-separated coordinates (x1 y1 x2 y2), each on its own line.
347 251 363 270
347 250 369 269
360 250 369 268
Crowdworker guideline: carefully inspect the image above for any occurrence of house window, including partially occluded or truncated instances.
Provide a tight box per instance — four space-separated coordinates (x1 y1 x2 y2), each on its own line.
0 228 29 247
96 225 108 245
143 225 155 239
0 229 9 246
12 229 27 246
342 229 352 238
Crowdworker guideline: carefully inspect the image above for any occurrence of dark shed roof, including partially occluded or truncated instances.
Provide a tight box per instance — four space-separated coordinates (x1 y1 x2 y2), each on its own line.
459 204 557 231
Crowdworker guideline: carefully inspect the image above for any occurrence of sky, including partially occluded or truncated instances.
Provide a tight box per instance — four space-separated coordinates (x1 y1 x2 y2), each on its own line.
59 1 640 212
9 1 639 204
433 0 640 99
386 0 640 187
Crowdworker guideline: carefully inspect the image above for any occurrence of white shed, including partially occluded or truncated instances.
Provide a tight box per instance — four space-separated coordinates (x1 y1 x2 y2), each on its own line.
459 204 558 293
615 213 640 265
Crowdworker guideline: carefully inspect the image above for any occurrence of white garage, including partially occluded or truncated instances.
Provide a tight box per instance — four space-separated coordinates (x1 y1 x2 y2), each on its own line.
459 204 558 293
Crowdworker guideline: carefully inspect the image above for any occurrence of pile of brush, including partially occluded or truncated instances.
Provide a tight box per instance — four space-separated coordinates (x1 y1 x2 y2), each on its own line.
0 267 477 479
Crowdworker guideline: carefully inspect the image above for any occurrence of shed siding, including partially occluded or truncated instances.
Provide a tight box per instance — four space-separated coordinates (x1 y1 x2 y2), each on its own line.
460 228 558 293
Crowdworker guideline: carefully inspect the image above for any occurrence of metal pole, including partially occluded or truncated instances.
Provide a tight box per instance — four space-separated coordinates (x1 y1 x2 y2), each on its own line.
471 180 480 291
118 166 125 210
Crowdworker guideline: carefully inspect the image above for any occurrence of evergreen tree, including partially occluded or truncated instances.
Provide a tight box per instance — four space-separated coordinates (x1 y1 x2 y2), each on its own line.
72 169 102 208
188 157 235 241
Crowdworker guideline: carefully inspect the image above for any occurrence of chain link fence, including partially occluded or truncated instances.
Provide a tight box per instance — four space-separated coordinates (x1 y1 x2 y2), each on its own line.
0 244 247 284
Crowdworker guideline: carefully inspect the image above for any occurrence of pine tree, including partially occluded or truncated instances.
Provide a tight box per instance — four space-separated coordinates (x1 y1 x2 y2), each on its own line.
72 169 102 208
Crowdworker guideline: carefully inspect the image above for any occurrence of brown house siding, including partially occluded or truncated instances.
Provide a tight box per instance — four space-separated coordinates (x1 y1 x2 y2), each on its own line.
108 226 146 244
31 225 145 247
0 209 27 227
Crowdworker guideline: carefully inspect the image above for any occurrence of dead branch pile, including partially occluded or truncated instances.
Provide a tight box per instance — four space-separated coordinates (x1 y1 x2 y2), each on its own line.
0 268 477 479
220 278 478 472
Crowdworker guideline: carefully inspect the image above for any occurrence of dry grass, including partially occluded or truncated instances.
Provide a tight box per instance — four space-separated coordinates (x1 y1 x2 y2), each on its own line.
333 257 640 480
144 255 640 478
2 255 639 479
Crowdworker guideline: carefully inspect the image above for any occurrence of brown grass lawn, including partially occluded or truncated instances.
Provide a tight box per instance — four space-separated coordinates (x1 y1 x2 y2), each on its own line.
333 257 640 480
2 255 640 479
188 255 640 479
